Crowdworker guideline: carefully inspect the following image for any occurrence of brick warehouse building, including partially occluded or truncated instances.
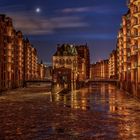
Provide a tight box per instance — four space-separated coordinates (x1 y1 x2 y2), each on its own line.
76 44 90 80
117 0 140 97
52 44 90 89
0 14 46 91
90 60 109 80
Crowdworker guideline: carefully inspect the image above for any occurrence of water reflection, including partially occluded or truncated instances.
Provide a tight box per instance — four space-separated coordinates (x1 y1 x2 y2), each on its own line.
50 87 90 110
50 83 140 139
0 83 140 139
71 89 89 110
51 83 140 113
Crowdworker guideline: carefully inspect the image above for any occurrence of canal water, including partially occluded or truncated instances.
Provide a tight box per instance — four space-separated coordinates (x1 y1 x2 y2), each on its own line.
0 83 140 139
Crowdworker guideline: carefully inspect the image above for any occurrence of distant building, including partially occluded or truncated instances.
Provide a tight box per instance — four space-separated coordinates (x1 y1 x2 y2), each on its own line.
37 62 47 80
101 60 109 79
52 43 90 85
90 60 109 79
90 62 101 79
52 44 78 84
46 65 52 80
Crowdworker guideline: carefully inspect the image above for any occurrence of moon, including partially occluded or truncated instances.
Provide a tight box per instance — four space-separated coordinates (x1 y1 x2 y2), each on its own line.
36 8 41 13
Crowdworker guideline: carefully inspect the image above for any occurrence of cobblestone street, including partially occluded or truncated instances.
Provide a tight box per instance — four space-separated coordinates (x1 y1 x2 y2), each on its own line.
0 84 140 140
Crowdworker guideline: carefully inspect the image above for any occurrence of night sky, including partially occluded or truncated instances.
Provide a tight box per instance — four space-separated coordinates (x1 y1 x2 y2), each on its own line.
0 0 128 64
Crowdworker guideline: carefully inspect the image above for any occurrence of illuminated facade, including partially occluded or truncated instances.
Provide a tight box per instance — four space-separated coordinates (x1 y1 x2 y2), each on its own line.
53 44 90 84
129 0 140 97
117 28 123 83
24 40 37 80
90 60 109 79
116 0 140 97
76 45 90 80
90 62 101 79
15 31 24 88
46 65 52 80
0 15 45 91
0 15 6 91
101 60 109 79
0 15 15 90
109 50 117 79
38 62 47 80
117 11 131 90
24 39 38 80
53 44 78 84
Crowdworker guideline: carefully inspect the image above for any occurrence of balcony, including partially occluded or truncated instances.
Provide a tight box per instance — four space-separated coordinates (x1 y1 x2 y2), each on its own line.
133 33 140 39
133 0 139 5
127 0 132 8
131 52 138 61
7 52 12 57
127 57 131 63
132 20 140 28
7 58 12 63
133 7 140 17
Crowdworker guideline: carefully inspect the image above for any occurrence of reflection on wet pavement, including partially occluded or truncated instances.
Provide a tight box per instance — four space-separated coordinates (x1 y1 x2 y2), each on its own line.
0 83 140 139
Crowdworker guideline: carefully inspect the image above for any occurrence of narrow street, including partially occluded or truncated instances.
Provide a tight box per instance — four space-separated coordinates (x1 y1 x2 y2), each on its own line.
0 83 140 140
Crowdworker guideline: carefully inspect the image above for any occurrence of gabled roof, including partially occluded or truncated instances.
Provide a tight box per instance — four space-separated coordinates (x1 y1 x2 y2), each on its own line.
54 44 78 56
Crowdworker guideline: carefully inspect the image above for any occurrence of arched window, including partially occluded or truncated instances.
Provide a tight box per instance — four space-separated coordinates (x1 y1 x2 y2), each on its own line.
62 59 65 64
68 59 72 64
59 59 62 64
55 59 58 64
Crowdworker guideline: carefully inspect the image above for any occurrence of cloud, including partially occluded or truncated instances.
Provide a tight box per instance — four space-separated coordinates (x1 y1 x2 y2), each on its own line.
0 5 88 35
0 4 119 36
69 33 116 41
62 7 93 13
3 12 88 35
61 5 121 14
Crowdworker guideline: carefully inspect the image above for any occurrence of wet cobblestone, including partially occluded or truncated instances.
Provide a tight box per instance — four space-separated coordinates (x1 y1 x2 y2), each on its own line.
0 84 140 140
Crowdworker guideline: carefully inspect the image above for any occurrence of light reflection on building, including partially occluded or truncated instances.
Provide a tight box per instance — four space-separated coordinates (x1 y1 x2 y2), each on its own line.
0 14 46 91
117 0 140 98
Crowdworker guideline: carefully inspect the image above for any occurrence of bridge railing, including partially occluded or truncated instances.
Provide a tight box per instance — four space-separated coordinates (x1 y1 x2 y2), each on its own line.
89 78 119 82
25 79 52 82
